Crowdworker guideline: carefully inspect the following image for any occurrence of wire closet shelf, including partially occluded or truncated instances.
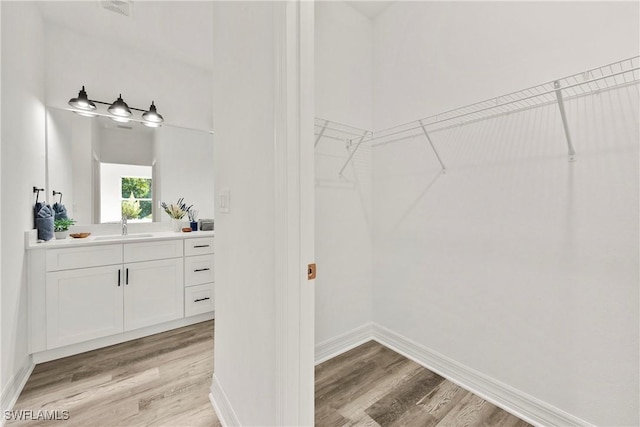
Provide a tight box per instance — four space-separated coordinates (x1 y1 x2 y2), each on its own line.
315 56 639 173
314 119 373 177
372 56 639 145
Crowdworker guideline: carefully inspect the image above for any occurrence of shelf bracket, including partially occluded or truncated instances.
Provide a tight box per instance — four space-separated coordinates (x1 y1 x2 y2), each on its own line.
419 120 446 173
338 131 369 177
553 80 577 162
314 120 329 148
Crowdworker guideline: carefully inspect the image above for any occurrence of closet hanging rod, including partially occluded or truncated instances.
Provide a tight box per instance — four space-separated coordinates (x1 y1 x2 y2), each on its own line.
314 133 346 142
314 125 369 138
314 118 370 133
370 66 639 145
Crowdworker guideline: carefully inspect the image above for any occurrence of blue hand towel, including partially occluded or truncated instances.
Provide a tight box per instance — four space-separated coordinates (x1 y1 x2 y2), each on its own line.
53 203 68 220
35 204 54 241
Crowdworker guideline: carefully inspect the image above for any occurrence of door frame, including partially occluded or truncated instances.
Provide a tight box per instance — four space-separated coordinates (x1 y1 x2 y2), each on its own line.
273 1 315 425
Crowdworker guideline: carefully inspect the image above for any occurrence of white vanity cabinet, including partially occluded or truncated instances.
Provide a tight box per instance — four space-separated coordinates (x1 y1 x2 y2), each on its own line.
122 240 185 331
184 238 215 317
46 264 124 348
124 258 184 331
29 233 214 360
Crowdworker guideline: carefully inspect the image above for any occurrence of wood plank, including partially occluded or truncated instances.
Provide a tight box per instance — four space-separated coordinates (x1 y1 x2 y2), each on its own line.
316 341 531 427
7 321 218 427
10 324 530 427
364 368 445 425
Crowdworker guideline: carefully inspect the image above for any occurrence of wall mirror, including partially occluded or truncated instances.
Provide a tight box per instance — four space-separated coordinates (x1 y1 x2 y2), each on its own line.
46 107 214 225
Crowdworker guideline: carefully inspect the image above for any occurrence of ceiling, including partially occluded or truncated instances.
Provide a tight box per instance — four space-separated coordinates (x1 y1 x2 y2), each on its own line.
37 1 394 72
345 1 395 19
37 1 214 71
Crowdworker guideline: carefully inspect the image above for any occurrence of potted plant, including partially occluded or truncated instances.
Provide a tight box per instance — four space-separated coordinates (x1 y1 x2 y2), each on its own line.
54 218 76 240
161 198 192 232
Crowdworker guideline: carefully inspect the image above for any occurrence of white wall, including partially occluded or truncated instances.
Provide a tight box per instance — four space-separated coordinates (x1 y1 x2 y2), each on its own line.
155 126 214 224
0 0 4 397
46 108 74 217
70 118 94 224
372 2 639 425
0 0 45 411
373 1 640 129
316 2 372 129
44 23 213 131
98 126 154 166
211 2 277 425
314 1 374 348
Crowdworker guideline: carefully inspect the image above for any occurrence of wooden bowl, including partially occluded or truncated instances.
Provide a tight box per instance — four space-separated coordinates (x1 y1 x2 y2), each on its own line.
70 232 91 239
181 227 192 232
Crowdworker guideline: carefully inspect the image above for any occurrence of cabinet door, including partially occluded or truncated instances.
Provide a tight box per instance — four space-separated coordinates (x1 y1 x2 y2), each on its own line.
124 258 184 331
46 265 124 349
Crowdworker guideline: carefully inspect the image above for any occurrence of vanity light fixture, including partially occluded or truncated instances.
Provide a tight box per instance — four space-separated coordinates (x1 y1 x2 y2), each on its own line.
67 86 164 127
68 86 97 111
108 94 132 117
141 101 164 127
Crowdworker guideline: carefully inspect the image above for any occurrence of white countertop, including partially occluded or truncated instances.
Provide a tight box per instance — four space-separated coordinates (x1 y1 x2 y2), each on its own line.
26 230 215 250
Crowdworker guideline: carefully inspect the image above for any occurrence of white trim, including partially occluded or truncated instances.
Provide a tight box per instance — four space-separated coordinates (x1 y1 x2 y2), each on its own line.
273 1 300 424
0 356 35 427
314 323 373 365
297 1 316 424
273 1 315 425
371 323 593 427
209 374 240 427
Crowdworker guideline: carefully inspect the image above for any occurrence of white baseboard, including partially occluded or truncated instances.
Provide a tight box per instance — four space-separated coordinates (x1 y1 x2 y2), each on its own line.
1 356 35 427
210 374 240 426
371 323 593 427
314 323 373 365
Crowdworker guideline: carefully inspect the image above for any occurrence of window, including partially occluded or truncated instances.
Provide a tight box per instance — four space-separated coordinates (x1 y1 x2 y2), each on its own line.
121 176 153 222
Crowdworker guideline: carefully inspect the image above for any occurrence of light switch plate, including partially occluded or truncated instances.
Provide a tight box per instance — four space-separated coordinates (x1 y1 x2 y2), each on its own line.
219 189 230 214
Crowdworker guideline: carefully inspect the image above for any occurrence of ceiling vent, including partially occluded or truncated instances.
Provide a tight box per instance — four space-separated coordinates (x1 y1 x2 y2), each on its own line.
100 0 133 18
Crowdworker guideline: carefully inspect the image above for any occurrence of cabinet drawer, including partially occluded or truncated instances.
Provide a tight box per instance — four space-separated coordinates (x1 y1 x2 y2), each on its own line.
185 283 214 317
124 240 183 263
47 244 123 272
184 238 214 256
185 255 215 286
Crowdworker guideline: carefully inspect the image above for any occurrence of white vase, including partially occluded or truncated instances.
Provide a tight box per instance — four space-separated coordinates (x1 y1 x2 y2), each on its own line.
172 219 182 232
55 230 69 240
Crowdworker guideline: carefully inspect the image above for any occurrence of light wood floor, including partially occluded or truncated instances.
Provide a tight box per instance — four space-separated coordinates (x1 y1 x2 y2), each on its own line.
10 321 530 426
316 341 531 427
8 321 220 427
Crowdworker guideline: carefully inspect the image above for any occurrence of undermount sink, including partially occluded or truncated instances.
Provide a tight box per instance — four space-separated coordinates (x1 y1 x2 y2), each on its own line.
93 233 154 241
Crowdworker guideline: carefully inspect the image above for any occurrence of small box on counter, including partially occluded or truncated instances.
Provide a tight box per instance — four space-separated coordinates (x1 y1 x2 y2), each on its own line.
199 219 214 231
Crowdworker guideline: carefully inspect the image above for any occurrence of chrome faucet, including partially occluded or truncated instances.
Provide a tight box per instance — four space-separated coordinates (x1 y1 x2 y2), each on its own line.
122 215 128 236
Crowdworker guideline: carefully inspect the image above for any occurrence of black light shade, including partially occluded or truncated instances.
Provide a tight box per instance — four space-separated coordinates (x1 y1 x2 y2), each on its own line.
142 101 164 124
68 86 96 110
108 94 132 117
